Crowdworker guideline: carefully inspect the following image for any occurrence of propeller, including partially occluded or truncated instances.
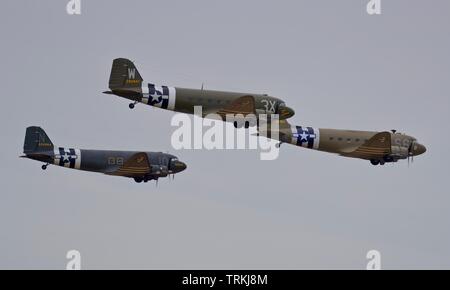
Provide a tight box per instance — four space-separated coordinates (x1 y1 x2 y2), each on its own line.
407 140 416 166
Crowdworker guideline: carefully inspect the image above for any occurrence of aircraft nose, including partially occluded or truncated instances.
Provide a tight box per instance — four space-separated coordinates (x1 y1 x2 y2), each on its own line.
173 160 187 172
413 143 427 156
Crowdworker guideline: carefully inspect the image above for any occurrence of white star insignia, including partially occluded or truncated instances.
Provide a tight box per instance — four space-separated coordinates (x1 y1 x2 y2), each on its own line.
300 132 309 141
150 93 161 103
62 153 70 162
62 152 76 162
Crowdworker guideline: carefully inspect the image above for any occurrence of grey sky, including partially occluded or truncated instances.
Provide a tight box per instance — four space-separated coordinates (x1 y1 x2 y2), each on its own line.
0 0 449 269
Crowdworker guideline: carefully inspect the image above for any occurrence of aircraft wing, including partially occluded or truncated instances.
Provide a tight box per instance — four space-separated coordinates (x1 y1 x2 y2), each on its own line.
341 131 392 159
215 95 256 118
106 152 151 177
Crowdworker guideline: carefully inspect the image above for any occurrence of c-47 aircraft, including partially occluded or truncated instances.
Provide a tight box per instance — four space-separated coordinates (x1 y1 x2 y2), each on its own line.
260 120 426 165
103 58 295 128
21 127 187 183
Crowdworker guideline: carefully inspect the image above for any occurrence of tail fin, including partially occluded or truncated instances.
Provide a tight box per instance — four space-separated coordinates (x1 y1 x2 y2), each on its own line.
23 126 54 154
108 58 143 91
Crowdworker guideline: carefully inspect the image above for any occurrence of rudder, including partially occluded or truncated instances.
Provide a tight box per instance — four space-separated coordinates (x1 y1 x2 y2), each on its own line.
23 126 54 154
108 58 143 91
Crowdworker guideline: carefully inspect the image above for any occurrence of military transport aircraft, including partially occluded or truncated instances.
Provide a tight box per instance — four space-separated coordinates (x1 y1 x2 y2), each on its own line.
21 126 187 183
103 58 295 128
259 120 426 165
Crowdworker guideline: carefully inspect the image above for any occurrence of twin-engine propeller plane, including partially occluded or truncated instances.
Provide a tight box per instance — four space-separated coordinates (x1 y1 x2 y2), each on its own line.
21 126 187 183
103 58 295 128
260 120 426 165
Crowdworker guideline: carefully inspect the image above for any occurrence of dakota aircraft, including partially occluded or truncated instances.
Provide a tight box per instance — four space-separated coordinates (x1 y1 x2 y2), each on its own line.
259 121 426 165
103 58 295 128
21 126 187 183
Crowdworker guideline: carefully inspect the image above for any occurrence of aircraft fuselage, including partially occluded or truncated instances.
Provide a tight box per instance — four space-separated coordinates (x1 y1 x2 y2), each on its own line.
266 124 426 165
22 126 186 183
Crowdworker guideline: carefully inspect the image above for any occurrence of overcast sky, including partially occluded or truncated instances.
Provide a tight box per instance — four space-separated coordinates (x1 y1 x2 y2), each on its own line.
1 0 449 269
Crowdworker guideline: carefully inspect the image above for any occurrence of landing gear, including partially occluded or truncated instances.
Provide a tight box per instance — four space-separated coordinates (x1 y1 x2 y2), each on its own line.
134 177 154 183
233 121 258 129
370 159 386 166
41 164 48 170
383 156 394 163
129 102 137 109
234 121 252 129
134 176 158 185
275 142 282 148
